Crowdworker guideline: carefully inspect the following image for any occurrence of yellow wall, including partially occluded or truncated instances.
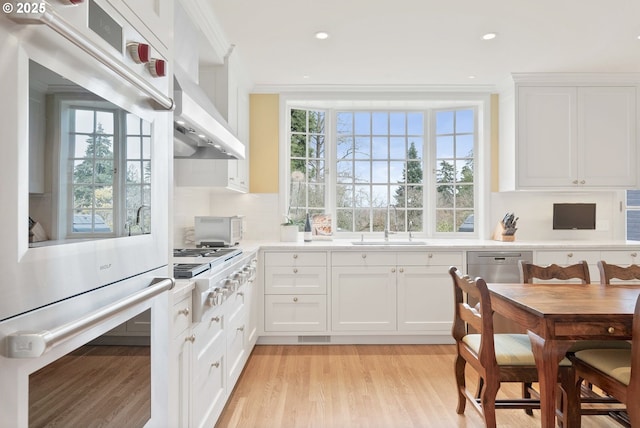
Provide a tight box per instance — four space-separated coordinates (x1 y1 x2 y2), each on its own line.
249 93 500 192
249 94 279 193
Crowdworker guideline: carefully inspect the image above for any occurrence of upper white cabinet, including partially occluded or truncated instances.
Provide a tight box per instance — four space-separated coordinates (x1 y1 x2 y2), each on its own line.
500 75 639 190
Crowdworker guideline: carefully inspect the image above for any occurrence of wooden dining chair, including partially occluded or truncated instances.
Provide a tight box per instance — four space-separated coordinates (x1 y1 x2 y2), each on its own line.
568 292 640 426
519 260 590 284
597 260 640 284
449 266 576 428
519 260 628 423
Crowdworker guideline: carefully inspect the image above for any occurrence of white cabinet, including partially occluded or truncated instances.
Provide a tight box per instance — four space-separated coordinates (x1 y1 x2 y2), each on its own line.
331 251 397 331
174 158 249 193
397 252 461 334
169 290 193 428
501 76 639 190
535 250 601 282
263 251 328 333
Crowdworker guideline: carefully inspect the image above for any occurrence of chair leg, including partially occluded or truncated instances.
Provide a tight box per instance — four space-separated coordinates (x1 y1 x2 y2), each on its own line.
480 378 500 428
454 355 467 414
523 382 534 416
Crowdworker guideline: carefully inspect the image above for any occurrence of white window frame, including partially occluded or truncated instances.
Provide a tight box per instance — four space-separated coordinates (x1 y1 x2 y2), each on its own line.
279 93 491 239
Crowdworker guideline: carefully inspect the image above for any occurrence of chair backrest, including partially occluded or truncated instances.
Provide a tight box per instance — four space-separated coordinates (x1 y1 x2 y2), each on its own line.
597 260 640 285
449 266 496 366
628 293 640 399
518 260 590 284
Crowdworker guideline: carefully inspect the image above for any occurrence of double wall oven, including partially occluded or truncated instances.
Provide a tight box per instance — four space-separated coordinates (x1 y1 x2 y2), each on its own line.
0 1 172 426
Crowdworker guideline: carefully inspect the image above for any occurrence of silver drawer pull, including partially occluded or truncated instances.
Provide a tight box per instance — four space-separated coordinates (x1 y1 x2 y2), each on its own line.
211 316 220 323
293 297 298 302
293 254 298 259
293 268 298 273
177 308 190 316
631 252 638 258
211 361 220 368
185 334 196 343
362 254 367 259
237 325 245 332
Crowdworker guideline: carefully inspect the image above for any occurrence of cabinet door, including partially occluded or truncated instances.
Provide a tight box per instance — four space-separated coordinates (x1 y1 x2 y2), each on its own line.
397 266 454 335
192 332 226 428
331 266 396 331
579 86 637 187
169 330 192 428
517 86 577 188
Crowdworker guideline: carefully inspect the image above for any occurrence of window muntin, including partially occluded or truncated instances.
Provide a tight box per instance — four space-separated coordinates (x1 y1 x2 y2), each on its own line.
67 106 152 237
434 109 475 233
286 105 477 236
288 109 327 227
335 111 424 233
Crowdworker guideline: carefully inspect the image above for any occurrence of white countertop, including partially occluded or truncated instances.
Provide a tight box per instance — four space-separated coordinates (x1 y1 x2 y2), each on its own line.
243 238 640 251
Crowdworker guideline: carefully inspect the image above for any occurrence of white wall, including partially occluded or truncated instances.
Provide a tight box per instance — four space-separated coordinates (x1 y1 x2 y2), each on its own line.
490 191 626 241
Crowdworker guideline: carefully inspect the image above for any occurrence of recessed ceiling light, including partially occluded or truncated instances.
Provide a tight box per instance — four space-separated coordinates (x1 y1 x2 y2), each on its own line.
468 75 476 79
303 75 310 79
482 32 497 40
315 31 329 40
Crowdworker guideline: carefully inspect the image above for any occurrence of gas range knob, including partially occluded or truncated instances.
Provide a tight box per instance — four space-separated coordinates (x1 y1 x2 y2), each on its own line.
206 288 225 306
147 58 166 77
231 271 247 286
127 42 150 64
222 278 239 293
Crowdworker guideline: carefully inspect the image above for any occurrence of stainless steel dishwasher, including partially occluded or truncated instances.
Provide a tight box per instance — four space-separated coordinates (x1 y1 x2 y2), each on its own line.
466 250 533 333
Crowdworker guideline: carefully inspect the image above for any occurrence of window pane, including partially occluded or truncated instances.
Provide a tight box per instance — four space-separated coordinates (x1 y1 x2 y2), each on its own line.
309 135 325 158
389 137 405 159
407 185 423 208
436 186 455 208
456 109 474 133
337 136 354 159
436 136 454 158
456 134 474 158
309 184 325 207
627 209 640 240
126 161 141 183
336 161 353 183
337 209 354 232
405 161 422 184
354 161 370 182
407 113 423 135
354 209 370 232
142 137 151 158
126 114 141 134
354 112 370 134
389 112 405 135
371 185 388 206
389 161 404 183
336 112 353 134
354 185 370 208
290 109 306 133
436 210 454 232
436 111 454 135
372 137 388 159
436 160 455 184
307 160 324 182
354 136 370 159
290 134 306 157
336 185 353 208
96 111 114 134
127 137 142 158
372 112 388 134
309 111 325 133
74 109 94 133
457 184 474 208
408 138 423 159
371 161 388 183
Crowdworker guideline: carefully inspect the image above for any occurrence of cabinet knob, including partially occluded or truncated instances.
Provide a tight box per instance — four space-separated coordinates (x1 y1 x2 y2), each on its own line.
580 180 586 185
211 316 220 323
293 268 298 273
237 325 245 332
362 254 367 259
293 254 298 259
567 253 573 258
185 334 196 343
293 297 298 302
399 267 404 273
237 292 244 297
607 326 615 334
428 253 433 259
211 361 220 368
391 268 396 273
572 180 579 185
631 252 637 258
177 308 190 316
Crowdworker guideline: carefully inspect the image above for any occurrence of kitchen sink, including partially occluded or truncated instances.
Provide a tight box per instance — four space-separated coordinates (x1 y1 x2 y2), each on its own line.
351 240 427 246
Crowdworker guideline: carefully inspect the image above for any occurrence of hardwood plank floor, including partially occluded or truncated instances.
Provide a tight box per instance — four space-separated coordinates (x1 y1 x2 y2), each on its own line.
216 344 623 428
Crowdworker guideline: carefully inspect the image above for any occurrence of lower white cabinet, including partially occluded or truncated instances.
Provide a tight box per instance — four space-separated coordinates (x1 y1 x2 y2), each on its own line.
331 265 397 331
537 249 640 284
169 292 193 428
264 294 327 331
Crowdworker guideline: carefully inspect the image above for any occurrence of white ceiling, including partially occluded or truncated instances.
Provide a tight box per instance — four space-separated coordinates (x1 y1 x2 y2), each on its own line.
207 0 640 90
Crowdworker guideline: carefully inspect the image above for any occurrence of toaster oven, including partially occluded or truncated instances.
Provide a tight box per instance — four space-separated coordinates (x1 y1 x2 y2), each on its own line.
194 216 243 246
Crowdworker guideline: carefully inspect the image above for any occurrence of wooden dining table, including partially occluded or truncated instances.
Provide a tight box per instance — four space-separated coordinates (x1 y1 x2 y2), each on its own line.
487 282 640 428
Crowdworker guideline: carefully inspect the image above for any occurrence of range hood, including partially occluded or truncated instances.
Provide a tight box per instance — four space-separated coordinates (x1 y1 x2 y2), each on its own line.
173 66 245 160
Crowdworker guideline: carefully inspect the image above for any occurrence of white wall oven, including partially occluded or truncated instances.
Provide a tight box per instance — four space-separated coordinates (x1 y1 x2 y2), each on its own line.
0 1 173 426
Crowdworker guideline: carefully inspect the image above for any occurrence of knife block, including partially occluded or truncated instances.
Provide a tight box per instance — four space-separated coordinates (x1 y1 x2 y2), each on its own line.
492 222 515 242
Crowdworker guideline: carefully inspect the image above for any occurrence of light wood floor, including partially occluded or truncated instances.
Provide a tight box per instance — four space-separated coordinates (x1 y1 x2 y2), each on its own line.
29 345 150 428
216 344 623 428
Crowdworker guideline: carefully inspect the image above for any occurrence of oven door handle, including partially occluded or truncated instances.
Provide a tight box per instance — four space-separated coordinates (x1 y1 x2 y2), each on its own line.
5 277 174 358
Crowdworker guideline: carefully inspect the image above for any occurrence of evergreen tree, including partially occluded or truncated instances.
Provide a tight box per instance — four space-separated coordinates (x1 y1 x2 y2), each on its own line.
73 122 114 210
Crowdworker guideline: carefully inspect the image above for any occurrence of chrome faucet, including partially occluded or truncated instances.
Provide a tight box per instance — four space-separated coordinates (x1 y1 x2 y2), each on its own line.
384 204 397 241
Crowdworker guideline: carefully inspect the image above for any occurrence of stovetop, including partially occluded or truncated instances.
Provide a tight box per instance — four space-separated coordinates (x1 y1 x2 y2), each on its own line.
172 247 243 279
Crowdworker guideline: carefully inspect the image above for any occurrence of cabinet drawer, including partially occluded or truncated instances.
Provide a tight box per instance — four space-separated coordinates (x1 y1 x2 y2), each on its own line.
600 250 640 265
264 266 327 294
192 307 224 356
398 251 463 266
264 295 327 332
536 250 600 265
554 321 631 339
192 331 226 428
265 251 327 266
171 294 192 338
331 251 396 267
